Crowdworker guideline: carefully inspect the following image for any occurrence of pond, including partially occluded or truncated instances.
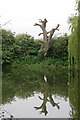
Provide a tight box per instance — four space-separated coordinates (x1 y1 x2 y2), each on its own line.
1 65 80 118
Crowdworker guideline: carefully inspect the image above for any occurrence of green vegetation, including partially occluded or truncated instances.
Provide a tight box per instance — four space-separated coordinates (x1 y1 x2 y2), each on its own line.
1 29 40 64
68 16 79 70
68 1 80 70
2 65 68 104
68 70 80 118
68 1 80 118
1 28 68 66
1 0 80 118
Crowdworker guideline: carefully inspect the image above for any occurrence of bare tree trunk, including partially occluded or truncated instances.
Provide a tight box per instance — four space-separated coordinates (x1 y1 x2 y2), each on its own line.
34 18 59 56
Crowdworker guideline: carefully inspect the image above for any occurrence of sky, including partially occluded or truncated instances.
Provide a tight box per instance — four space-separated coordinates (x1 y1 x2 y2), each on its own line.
0 0 76 38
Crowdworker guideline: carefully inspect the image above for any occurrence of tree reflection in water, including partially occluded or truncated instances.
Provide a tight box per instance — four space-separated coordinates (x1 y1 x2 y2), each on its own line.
2 66 69 118
68 69 80 119
34 76 60 115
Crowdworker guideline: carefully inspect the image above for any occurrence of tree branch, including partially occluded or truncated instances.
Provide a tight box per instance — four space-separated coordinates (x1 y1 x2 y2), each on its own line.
38 96 43 100
0 20 11 28
34 23 44 31
34 19 60 54
48 24 60 41
47 24 60 34
38 32 43 36
2 20 11 26
34 18 48 31
39 18 48 29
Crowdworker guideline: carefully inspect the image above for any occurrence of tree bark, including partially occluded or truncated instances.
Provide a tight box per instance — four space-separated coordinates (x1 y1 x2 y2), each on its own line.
34 18 59 56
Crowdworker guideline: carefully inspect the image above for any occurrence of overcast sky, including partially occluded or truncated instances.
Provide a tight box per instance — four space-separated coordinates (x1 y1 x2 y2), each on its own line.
0 0 75 38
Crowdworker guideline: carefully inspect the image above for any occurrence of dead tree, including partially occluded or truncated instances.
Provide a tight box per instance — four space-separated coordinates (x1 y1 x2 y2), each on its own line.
34 18 59 55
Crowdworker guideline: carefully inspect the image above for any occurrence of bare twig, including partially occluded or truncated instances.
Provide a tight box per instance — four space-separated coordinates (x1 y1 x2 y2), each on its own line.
2 20 11 26
38 32 43 36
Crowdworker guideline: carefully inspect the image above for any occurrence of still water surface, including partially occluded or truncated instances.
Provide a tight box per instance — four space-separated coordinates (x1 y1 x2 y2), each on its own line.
2 94 71 118
1 65 79 118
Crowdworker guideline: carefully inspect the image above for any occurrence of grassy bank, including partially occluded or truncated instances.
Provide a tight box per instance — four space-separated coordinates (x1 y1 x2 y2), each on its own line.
8 56 68 75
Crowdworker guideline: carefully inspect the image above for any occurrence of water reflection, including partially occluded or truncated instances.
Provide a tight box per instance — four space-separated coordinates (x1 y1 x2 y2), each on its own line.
34 76 60 115
68 69 80 119
1 66 73 118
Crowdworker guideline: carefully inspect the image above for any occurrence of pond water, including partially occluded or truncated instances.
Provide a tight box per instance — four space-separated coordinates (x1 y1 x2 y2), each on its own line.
1 65 79 118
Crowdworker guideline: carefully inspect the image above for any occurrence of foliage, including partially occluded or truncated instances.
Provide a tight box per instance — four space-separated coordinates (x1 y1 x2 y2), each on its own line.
78 1 80 70
68 70 80 118
68 0 80 70
68 15 80 70
15 34 40 57
1 29 15 64
1 28 68 65
47 34 68 61
1 29 40 64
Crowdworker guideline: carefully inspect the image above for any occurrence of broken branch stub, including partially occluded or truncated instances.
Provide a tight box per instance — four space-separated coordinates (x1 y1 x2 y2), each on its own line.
34 18 59 55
